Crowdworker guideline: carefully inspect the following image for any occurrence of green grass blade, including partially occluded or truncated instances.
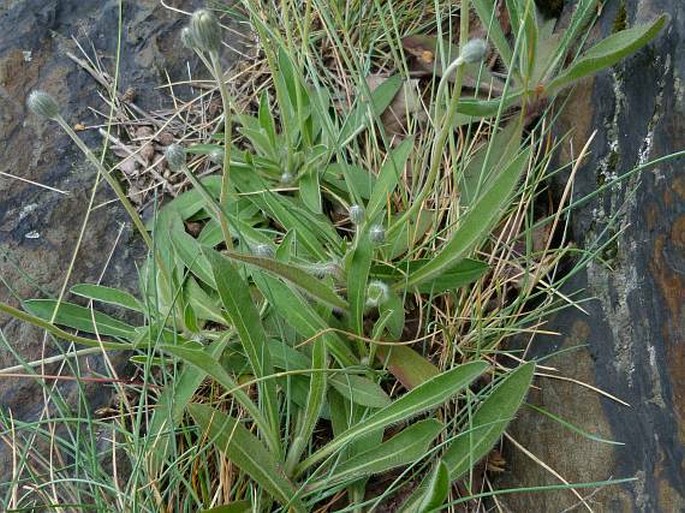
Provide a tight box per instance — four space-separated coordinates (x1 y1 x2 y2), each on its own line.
296 361 488 474
188 404 305 512
405 148 530 289
443 362 535 480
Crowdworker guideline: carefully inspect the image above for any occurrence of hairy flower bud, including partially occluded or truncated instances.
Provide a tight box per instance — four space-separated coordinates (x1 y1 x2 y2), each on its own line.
459 39 488 64
27 90 60 120
349 204 365 225
188 9 221 54
253 244 275 258
165 143 187 172
369 224 386 245
181 27 196 49
209 148 224 164
366 280 390 308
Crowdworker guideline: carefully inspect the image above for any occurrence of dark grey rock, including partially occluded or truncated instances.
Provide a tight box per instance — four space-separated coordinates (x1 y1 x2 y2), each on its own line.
0 0 237 504
497 1 685 511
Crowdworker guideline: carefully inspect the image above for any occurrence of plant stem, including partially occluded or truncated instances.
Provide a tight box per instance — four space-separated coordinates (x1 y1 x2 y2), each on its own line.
55 116 153 250
209 50 234 250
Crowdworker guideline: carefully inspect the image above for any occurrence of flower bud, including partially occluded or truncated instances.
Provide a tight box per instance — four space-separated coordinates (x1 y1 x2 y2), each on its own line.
366 281 390 308
349 204 365 225
280 172 294 185
181 27 196 49
165 144 187 172
307 261 343 280
209 148 224 164
459 39 488 64
189 9 222 54
27 90 60 120
369 224 386 245
253 244 275 258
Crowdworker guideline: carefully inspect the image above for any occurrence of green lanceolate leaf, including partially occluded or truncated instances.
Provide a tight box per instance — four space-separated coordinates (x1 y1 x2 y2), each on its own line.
23 299 136 340
459 119 523 207
203 248 281 452
201 501 251 513
306 419 443 494
148 336 229 474
347 234 373 336
296 361 488 475
406 148 530 290
169 225 216 288
340 74 403 144
329 373 391 409
473 0 514 70
184 276 226 325
548 14 669 95
372 258 489 295
220 249 348 312
284 333 327 474
70 284 144 313
188 404 305 512
0 301 132 350
399 460 450 513
376 345 440 390
442 362 535 480
160 343 268 440
367 137 414 219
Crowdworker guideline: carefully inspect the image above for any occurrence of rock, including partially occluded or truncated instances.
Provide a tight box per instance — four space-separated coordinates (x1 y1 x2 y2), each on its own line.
0 0 242 495
496 1 685 511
